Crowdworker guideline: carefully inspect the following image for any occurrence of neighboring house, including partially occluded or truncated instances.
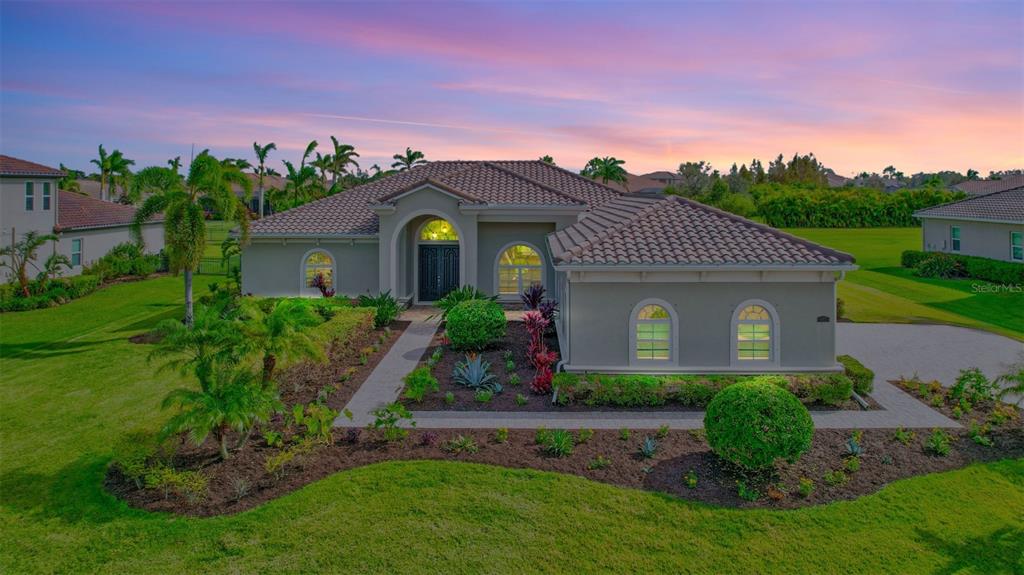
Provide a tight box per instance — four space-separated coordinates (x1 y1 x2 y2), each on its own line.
243 160 855 373
234 173 287 215
642 171 682 187
953 174 1024 197
914 188 1024 264
0 155 164 279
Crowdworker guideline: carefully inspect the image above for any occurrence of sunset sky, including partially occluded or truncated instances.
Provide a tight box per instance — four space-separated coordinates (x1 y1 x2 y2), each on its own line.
2 1 1022 177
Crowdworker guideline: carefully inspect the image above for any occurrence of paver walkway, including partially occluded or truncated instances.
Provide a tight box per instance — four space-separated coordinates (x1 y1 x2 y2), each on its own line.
337 321 1024 430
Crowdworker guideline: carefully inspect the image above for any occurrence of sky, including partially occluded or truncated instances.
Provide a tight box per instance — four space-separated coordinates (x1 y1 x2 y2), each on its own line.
1 1 1023 177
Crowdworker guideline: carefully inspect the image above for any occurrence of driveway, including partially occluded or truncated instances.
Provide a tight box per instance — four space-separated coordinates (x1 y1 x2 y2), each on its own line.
836 323 1022 392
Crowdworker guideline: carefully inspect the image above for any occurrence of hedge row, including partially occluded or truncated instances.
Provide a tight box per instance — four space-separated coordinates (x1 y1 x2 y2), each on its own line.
901 250 1024 285
0 275 101 312
756 187 963 228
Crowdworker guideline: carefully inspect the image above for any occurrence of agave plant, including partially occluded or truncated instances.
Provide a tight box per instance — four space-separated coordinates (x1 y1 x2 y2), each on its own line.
452 354 501 393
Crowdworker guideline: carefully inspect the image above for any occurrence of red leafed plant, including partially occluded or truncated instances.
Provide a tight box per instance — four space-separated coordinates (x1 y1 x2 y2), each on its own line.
311 272 335 298
523 311 558 394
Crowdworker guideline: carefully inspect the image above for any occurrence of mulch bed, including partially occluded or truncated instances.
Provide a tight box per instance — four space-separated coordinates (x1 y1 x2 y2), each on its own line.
412 321 868 412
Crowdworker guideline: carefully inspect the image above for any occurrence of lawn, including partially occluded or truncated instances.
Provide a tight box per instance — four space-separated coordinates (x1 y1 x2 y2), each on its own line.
2 276 1023 574
203 220 234 258
786 227 1024 340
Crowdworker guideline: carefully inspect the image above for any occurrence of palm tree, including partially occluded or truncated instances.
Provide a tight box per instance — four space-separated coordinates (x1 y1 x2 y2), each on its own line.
240 299 324 384
131 151 252 326
310 152 332 193
58 163 83 192
168 156 183 173
539 155 555 164
0 230 58 297
328 136 360 189
37 253 71 291
281 160 317 206
90 145 111 201
581 156 629 190
252 142 276 217
108 150 136 203
149 303 246 390
391 147 427 171
300 140 318 170
161 365 282 460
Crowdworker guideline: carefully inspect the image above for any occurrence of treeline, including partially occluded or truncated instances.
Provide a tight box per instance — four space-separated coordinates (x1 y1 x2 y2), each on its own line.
755 186 965 228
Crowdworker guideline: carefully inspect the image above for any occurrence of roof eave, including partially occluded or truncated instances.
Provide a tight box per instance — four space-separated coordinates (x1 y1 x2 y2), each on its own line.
553 262 858 272
913 213 1023 225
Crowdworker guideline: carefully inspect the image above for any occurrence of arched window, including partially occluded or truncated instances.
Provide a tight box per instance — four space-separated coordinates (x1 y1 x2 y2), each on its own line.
303 250 334 293
419 218 458 241
629 299 677 365
497 244 542 295
734 303 775 363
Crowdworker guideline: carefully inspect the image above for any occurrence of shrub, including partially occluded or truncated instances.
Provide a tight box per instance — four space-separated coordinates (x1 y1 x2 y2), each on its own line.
811 374 853 406
844 456 861 473
446 299 506 350
144 466 208 503
838 355 874 395
370 402 415 442
704 381 813 471
507 373 521 387
292 402 339 444
588 455 611 470
915 254 965 279
443 391 455 405
925 428 952 456
577 428 594 443
619 428 631 441
902 250 1024 285
263 430 283 448
514 393 527 406
656 424 670 439
845 430 863 456
683 470 698 489
797 477 815 498
756 186 963 228
543 429 574 457
823 470 847 486
523 310 556 393
452 354 501 392
736 480 760 501
474 389 493 403
403 367 439 403
969 423 993 447
494 427 509 443
418 431 438 447
441 435 479 455
435 285 497 320
949 367 997 405
83 242 162 282
357 291 400 328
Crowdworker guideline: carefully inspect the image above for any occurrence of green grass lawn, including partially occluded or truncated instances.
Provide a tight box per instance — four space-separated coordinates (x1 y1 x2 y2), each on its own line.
203 220 234 258
786 227 1024 340
2 277 1023 573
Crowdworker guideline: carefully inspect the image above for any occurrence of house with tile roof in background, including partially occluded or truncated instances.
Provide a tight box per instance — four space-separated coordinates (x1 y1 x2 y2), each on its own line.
914 186 1024 263
0 155 164 279
243 160 856 373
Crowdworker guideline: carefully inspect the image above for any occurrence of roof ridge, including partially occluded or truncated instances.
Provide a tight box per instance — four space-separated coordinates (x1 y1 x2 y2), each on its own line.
552 196 662 261
482 161 586 205
530 160 628 197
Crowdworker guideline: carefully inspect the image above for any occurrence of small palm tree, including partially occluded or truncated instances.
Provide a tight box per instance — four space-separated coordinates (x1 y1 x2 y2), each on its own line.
131 151 252 326
0 230 58 297
37 253 71 291
539 155 555 164
391 147 427 171
161 365 282 460
252 142 276 218
59 163 83 192
150 303 246 390
240 299 325 384
996 362 1024 406
581 156 629 190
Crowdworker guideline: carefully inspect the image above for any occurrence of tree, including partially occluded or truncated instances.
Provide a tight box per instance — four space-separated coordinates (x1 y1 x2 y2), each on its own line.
727 163 751 196
784 153 827 187
767 154 787 183
391 147 427 171
966 169 979 180
581 156 628 189
0 231 58 296
328 136 360 190
300 140 318 170
37 253 70 290
168 156 182 173
150 302 246 389
58 163 84 192
539 155 554 164
240 299 324 384
131 151 252 326
161 365 282 460
750 159 766 184
252 141 276 218
106 149 136 203
280 160 318 207
882 165 905 181
675 161 713 197
310 152 331 192
90 145 111 201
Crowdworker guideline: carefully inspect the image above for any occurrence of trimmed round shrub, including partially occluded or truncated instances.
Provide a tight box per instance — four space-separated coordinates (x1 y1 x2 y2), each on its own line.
446 299 506 350
704 381 813 471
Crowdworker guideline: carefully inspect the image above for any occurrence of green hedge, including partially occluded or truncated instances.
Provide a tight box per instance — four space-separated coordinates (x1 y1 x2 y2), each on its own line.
838 355 874 395
0 275 101 312
756 187 963 228
446 299 506 350
901 250 1024 285
552 372 854 408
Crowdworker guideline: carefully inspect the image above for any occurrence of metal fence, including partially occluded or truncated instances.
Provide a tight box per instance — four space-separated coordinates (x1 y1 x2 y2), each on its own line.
196 255 240 276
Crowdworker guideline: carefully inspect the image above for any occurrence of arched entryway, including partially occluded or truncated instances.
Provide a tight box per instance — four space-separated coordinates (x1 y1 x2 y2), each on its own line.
415 217 460 302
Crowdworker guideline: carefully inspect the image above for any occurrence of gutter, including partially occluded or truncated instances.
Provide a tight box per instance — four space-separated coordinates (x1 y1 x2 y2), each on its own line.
552 263 859 273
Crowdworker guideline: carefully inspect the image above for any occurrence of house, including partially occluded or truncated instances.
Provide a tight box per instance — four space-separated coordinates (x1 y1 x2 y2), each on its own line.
242 160 856 373
913 188 1024 264
0 155 164 278
953 174 1024 197
642 170 682 187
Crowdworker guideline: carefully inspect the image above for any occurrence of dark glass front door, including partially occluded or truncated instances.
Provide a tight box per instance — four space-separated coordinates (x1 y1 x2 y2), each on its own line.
418 244 459 301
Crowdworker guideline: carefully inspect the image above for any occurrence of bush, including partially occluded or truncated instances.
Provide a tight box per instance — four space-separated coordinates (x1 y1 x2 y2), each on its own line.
901 250 1024 285
446 299 506 350
83 242 162 282
542 429 574 457
914 254 965 279
811 374 853 406
435 285 496 320
714 193 757 218
949 367 997 405
403 367 439 403
357 291 400 328
756 186 964 228
838 355 874 395
704 381 814 471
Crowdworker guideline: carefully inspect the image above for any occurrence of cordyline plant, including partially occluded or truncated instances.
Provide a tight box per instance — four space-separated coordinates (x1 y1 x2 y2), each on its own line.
523 310 558 394
311 272 335 297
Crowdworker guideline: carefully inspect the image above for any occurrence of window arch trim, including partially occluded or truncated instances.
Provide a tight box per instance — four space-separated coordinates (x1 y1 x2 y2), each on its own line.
730 299 780 367
493 241 545 297
628 298 679 366
299 248 336 296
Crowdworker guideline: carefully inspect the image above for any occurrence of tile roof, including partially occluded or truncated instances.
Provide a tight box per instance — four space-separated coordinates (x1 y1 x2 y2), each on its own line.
604 172 667 194
914 188 1024 223
548 195 855 267
55 191 162 231
953 175 1024 196
251 160 619 236
0 155 64 177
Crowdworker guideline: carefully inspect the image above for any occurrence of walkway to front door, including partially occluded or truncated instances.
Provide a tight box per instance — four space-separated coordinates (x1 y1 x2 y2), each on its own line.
418 244 459 302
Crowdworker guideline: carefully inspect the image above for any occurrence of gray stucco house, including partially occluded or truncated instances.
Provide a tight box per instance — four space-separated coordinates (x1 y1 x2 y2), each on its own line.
0 155 164 279
914 186 1024 264
243 160 856 373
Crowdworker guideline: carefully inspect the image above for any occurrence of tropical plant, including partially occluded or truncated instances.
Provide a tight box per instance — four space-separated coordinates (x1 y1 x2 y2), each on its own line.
996 362 1024 405
149 303 247 389
581 156 628 189
523 310 557 393
36 253 71 290
403 367 439 402
370 401 415 442
280 159 318 206
434 285 496 320
107 149 136 203
639 436 658 459
328 136 360 190
240 298 324 384
441 434 479 455
161 365 282 460
391 147 427 171
0 231 58 297
539 155 554 164
452 354 501 392
949 367 998 405
59 163 83 192
291 402 339 444
521 283 546 309
925 428 952 456
131 151 252 326
310 272 335 298
542 429 574 457
357 291 400 328
252 141 276 217
90 144 111 201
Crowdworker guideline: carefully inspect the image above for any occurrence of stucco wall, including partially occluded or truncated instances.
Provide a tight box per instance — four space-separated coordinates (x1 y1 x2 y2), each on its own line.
52 223 164 276
921 218 1024 263
476 221 555 297
0 176 59 242
241 240 380 297
564 279 838 372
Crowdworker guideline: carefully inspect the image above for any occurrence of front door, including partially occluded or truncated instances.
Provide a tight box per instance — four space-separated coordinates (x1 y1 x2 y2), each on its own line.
418 244 459 301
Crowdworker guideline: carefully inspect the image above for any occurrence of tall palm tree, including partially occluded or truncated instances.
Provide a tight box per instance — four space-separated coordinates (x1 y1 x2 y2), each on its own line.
391 147 427 171
167 156 183 173
581 156 629 190
252 142 276 217
131 151 252 326
90 145 111 201
0 230 58 297
310 152 332 193
281 160 317 206
108 150 136 203
328 136 360 189
300 140 318 170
